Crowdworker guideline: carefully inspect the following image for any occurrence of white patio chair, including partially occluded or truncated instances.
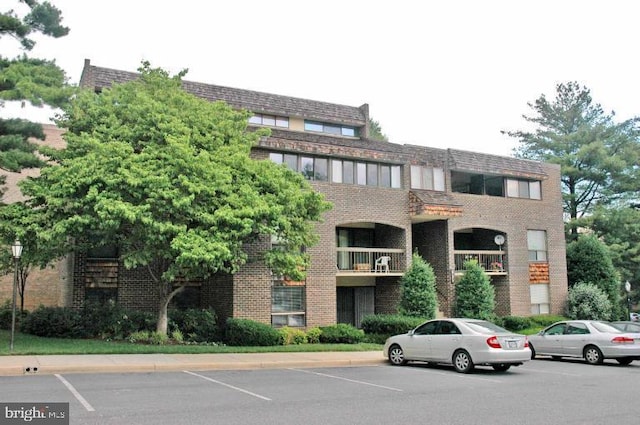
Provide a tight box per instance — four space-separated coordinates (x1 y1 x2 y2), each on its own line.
375 256 391 273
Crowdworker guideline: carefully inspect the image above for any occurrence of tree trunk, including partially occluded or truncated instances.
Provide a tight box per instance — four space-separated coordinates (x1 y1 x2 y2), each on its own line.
156 285 185 335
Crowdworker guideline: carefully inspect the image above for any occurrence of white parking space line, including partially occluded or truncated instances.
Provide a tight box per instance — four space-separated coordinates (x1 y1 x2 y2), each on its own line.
524 367 582 377
54 374 95 412
183 371 272 401
289 368 403 392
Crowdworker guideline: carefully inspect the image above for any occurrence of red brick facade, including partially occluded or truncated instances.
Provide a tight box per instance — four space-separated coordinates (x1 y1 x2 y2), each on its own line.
0 61 569 328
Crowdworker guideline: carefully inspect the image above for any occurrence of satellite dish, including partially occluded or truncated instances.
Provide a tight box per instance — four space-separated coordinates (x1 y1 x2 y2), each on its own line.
494 235 505 246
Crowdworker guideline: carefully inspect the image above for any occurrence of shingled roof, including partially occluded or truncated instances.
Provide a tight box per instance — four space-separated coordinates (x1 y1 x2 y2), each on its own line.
79 59 368 127
447 148 548 180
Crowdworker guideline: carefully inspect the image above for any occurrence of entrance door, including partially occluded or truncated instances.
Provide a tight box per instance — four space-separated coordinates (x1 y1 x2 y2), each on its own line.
336 286 374 328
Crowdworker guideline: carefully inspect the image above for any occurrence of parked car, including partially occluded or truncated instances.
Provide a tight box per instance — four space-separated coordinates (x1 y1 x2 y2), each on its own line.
528 320 640 365
383 318 530 373
610 321 640 333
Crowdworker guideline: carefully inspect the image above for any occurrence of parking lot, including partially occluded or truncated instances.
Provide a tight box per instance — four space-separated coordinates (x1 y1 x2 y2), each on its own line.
1 359 638 425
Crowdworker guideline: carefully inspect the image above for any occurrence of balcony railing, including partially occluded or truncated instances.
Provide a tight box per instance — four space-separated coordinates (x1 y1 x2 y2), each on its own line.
454 250 507 274
336 248 405 274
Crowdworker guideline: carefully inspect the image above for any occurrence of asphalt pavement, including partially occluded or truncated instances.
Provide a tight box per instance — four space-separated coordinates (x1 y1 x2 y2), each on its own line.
0 351 386 376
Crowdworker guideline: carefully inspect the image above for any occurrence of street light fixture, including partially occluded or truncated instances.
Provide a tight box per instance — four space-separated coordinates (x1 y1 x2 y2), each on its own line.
624 280 632 321
10 240 23 352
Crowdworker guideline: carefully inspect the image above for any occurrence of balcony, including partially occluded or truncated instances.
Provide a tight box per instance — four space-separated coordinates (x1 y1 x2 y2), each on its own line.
336 248 405 276
454 250 507 275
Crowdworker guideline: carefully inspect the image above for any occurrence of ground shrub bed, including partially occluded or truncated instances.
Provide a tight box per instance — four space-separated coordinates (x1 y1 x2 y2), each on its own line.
9 303 566 348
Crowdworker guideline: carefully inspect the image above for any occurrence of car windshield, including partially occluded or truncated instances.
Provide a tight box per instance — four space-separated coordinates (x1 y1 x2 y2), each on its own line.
591 322 623 333
465 320 510 334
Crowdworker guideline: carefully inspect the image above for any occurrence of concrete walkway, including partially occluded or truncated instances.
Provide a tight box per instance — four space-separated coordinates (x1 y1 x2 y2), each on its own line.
0 351 386 376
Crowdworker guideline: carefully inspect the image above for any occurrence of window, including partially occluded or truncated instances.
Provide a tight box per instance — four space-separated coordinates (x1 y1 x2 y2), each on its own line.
411 166 445 191
271 152 400 187
527 230 547 261
530 284 550 314
271 284 306 327
507 179 541 200
249 113 289 128
304 120 358 137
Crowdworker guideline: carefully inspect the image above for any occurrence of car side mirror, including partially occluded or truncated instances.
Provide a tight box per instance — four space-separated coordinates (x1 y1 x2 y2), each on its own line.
408 330 415 336
538 331 544 336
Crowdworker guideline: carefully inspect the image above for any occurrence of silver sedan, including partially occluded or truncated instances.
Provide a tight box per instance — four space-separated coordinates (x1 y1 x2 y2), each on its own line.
383 318 531 373
528 320 640 365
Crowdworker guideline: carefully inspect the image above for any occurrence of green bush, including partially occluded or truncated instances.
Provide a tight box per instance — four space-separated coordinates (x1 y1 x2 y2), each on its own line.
278 326 307 345
529 314 566 327
318 323 364 344
306 327 322 344
566 282 612 320
361 314 425 336
454 260 495 320
501 316 532 332
399 254 438 318
224 318 282 346
0 299 13 330
80 302 155 339
127 330 169 345
21 306 85 338
169 308 218 342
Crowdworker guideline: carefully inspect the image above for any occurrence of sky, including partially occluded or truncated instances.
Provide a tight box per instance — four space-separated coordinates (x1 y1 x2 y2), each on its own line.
3 0 640 157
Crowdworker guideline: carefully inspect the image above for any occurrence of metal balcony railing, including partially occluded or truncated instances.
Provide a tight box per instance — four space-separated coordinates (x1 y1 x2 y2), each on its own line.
336 248 405 274
454 250 507 274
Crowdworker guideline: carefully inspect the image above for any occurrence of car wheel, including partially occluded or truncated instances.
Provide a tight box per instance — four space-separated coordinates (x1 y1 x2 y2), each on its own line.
584 345 604 365
617 357 633 366
529 344 536 359
492 363 511 372
388 344 407 366
452 349 474 373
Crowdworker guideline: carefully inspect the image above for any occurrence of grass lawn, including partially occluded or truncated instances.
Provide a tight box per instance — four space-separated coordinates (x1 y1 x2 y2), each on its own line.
0 330 383 356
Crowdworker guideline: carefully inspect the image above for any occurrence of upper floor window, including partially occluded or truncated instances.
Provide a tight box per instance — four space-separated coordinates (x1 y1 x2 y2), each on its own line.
507 179 541 200
270 152 328 181
249 113 289 128
527 230 547 261
270 152 401 188
332 159 401 188
410 166 445 191
304 120 358 137
451 171 541 199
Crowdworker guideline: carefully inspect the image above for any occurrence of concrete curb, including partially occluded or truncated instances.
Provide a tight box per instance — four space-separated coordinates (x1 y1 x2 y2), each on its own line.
0 352 387 376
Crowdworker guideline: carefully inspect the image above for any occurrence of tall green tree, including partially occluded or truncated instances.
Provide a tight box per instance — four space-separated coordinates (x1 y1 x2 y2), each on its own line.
12 63 332 334
399 253 437 318
453 260 495 320
590 206 640 305
368 118 388 142
1 1 72 179
504 82 640 238
566 235 622 319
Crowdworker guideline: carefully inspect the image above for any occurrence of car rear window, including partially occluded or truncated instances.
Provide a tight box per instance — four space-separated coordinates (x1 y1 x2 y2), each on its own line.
592 322 623 333
465 320 510 334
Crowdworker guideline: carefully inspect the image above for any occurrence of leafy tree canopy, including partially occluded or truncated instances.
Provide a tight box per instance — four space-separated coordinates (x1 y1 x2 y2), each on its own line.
504 82 640 237
591 206 640 304
13 63 332 332
368 118 388 142
565 234 622 319
1 0 69 50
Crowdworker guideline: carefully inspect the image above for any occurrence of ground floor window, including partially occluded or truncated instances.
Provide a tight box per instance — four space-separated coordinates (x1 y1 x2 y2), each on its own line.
530 283 550 314
271 283 306 327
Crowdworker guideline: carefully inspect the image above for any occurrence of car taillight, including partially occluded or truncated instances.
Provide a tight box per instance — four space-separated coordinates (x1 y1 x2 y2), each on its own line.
612 336 635 344
486 336 502 348
524 337 529 348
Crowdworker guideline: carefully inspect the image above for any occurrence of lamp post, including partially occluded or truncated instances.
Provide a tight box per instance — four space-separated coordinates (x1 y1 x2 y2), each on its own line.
624 280 632 321
10 240 23 352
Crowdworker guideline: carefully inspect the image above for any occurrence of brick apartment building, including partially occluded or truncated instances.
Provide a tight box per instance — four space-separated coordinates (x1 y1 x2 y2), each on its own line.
0 60 568 328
